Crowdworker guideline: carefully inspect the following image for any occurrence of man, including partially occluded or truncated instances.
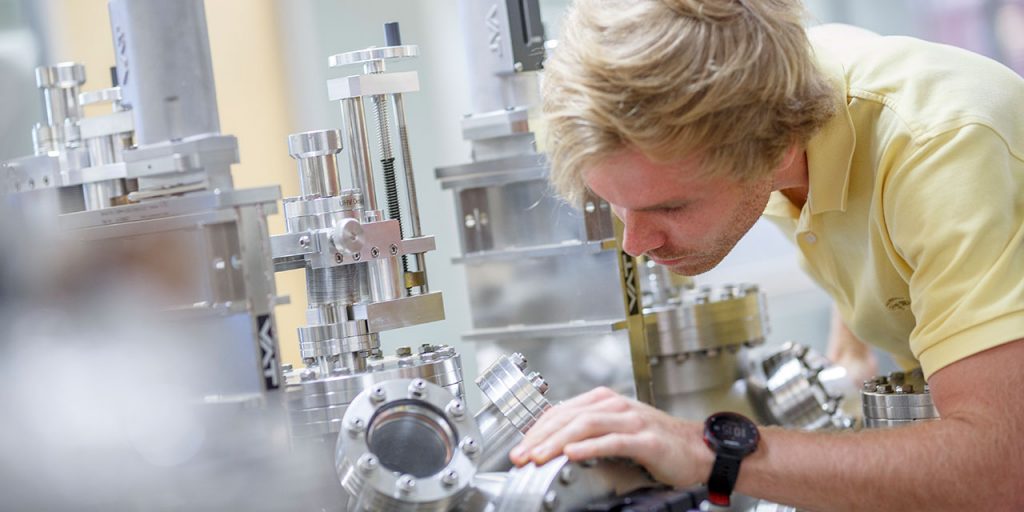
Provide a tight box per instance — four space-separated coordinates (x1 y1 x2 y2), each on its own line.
510 0 1024 510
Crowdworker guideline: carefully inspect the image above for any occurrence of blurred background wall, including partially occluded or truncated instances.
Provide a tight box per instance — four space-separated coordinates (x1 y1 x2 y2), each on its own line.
3 0 1022 405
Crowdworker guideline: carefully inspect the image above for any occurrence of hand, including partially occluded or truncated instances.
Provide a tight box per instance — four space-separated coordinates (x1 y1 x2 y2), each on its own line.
508 387 714 489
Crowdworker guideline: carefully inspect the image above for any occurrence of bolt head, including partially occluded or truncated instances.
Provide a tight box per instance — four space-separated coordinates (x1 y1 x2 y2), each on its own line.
446 400 466 419
370 386 387 403
409 379 427 397
347 418 366 435
298 235 310 248
542 490 559 510
460 437 479 456
558 466 575 485
397 474 416 494
300 368 316 381
510 352 528 370
441 470 458 487
334 253 343 264
390 244 399 255
357 454 378 473
352 252 361 261
370 247 380 258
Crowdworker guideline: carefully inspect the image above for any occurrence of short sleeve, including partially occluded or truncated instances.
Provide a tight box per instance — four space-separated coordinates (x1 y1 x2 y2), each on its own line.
884 124 1024 378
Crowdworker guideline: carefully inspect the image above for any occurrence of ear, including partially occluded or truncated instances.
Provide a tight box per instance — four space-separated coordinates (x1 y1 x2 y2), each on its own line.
778 144 800 169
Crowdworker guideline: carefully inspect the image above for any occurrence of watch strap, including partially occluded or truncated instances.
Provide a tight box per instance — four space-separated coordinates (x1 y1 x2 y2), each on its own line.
707 451 743 506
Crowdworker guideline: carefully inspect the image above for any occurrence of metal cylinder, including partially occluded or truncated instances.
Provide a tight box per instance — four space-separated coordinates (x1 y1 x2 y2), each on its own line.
340 97 378 213
335 378 481 512
473 353 551 472
108 0 221 145
861 369 939 429
306 265 371 306
369 256 405 302
287 129 343 198
35 62 86 145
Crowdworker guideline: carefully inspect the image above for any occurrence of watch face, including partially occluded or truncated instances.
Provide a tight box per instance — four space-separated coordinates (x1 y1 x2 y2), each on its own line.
707 412 759 453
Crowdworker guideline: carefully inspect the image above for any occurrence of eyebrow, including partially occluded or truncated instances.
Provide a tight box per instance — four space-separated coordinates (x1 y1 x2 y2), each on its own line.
634 199 692 212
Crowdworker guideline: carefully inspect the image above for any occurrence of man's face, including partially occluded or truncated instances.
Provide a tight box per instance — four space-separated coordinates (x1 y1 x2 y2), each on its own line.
584 148 774 276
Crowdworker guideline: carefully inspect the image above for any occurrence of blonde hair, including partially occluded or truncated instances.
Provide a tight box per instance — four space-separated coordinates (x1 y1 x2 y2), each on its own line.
543 0 836 205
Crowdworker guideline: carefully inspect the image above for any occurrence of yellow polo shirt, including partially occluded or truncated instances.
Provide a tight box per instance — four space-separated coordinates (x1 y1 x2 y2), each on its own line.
763 29 1024 379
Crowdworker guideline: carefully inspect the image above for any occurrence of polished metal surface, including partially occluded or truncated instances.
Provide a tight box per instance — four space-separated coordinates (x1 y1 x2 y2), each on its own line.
491 456 655 512
285 345 465 440
335 377 480 512
474 353 552 472
108 0 221 145
861 368 939 429
746 342 854 430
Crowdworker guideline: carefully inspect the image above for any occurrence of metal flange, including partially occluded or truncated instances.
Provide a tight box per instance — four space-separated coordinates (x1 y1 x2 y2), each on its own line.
335 377 481 511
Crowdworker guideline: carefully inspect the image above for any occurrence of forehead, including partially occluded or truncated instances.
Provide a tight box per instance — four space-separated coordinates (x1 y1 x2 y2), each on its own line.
583 149 712 208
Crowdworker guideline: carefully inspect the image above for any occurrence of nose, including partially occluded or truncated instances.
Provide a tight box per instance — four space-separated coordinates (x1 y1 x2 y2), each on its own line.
619 209 665 257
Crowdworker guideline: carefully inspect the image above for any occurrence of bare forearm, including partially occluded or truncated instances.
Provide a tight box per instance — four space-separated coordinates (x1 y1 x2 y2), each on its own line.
736 417 1023 511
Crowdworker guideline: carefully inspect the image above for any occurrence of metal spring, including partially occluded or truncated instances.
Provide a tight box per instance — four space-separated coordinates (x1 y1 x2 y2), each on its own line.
372 94 409 273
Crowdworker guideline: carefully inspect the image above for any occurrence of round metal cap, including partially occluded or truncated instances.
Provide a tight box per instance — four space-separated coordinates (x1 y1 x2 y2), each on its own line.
35 62 86 88
288 129 343 158
328 44 420 68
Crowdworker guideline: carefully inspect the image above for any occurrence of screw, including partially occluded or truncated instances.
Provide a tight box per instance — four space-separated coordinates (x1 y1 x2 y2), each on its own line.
419 344 435 354
371 386 386 403
298 235 310 248
674 353 690 364
396 346 412 357
357 454 378 474
542 490 559 510
300 368 316 381
347 418 366 436
370 247 380 258
446 400 466 419
353 252 361 261
529 372 549 394
648 356 659 367
281 363 294 373
441 470 458 487
397 474 416 494
584 201 596 213
460 437 479 456
335 253 343 264
559 466 575 485
390 243 399 255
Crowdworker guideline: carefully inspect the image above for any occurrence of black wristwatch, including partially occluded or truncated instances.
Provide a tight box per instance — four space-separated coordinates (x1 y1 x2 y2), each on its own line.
703 412 760 507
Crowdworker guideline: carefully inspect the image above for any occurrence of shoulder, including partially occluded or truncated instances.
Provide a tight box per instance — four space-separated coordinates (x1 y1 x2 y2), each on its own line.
810 25 1024 146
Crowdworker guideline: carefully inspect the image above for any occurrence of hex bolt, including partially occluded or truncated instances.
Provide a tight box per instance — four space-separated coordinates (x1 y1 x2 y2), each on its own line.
446 400 466 419
397 474 416 494
370 246 380 258
347 418 366 436
543 490 559 511
460 437 479 457
511 352 528 370
441 469 459 488
371 386 387 403
529 372 550 394
357 454 378 474
390 243 399 255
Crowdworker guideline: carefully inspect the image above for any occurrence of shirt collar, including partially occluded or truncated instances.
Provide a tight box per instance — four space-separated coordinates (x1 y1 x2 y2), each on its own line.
763 46 857 219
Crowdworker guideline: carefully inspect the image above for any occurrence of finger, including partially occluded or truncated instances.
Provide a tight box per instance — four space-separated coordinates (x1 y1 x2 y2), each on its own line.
563 432 639 462
511 391 629 464
513 388 622 459
526 411 643 466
